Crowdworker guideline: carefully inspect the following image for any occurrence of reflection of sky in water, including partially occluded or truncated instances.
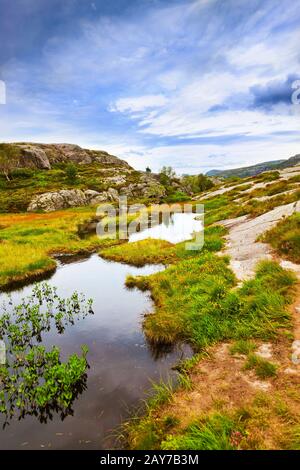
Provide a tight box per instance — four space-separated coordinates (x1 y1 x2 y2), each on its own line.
0 213 197 449
129 212 203 244
0 252 192 449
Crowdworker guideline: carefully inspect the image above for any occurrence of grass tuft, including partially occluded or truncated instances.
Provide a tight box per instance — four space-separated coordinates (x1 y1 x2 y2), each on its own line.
244 354 277 379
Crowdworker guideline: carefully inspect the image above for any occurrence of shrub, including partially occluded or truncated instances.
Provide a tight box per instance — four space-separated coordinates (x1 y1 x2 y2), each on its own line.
65 163 78 182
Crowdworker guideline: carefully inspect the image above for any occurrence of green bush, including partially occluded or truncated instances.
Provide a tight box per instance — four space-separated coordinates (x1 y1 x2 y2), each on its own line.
65 163 78 183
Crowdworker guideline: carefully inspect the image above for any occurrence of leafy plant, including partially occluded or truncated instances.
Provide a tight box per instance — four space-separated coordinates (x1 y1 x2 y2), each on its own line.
65 163 78 183
0 283 93 425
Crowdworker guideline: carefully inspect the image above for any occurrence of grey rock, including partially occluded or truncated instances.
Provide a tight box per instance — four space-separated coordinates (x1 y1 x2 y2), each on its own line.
9 142 132 170
19 145 51 170
28 189 87 212
107 187 119 201
84 189 102 202
105 175 127 185
0 340 6 365
89 191 109 206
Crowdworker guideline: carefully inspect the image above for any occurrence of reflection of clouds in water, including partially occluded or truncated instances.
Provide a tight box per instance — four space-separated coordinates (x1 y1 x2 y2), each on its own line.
129 212 203 244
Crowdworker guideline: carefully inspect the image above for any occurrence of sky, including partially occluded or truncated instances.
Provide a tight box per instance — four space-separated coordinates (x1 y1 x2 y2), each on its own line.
0 0 299 174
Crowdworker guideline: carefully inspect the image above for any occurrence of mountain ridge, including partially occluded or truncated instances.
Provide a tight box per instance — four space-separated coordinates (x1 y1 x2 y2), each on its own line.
206 154 300 178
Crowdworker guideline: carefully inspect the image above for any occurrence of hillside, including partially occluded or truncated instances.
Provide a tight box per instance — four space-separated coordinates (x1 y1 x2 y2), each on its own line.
0 143 169 212
206 154 300 179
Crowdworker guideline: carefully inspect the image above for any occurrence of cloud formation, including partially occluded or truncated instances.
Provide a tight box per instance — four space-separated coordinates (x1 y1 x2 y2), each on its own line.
0 0 299 173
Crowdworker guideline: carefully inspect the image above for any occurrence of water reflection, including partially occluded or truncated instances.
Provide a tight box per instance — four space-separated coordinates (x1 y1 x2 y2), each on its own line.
0 212 198 448
129 211 202 244
0 284 92 428
0 255 192 449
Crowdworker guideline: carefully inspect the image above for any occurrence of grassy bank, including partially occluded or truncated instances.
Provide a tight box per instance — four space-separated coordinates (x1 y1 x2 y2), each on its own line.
0 207 121 290
126 258 295 348
261 213 300 263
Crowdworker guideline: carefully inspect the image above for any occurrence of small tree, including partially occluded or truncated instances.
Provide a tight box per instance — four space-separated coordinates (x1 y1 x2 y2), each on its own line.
160 166 176 178
145 166 152 173
197 174 214 192
0 144 19 181
65 163 78 183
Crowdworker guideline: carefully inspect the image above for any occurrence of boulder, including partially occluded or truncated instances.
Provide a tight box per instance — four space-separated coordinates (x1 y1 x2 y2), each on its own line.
28 189 87 212
85 190 109 205
105 175 127 185
27 187 120 212
18 145 51 170
107 187 119 201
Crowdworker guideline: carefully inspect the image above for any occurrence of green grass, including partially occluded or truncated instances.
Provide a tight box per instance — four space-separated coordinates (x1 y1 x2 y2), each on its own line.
234 190 300 218
230 340 256 356
100 225 226 267
0 161 167 212
261 213 300 263
0 208 121 290
127 259 296 348
161 414 240 450
256 171 281 182
244 354 277 379
285 425 300 450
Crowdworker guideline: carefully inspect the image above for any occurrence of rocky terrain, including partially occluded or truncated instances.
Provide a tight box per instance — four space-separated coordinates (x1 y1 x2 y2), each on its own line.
0 143 174 212
6 142 132 170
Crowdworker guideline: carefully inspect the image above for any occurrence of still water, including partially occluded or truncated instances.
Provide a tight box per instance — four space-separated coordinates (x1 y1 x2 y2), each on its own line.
0 213 201 449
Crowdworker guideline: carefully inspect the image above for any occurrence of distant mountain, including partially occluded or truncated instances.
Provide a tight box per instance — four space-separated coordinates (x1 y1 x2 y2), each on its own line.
206 154 300 179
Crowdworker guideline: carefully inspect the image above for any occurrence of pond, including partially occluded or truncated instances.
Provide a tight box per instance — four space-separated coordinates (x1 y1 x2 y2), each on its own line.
0 212 201 449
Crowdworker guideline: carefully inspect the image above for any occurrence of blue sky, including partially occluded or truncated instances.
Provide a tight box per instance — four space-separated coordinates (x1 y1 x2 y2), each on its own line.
0 0 299 173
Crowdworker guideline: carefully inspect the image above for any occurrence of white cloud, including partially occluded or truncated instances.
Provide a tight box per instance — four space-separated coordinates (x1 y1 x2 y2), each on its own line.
109 94 168 113
126 137 300 174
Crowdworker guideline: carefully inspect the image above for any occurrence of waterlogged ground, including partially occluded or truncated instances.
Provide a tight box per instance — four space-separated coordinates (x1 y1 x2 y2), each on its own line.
0 213 200 449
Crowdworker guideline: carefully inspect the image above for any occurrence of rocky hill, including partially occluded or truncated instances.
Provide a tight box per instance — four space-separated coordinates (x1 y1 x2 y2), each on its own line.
206 154 300 179
1 142 132 170
0 143 179 212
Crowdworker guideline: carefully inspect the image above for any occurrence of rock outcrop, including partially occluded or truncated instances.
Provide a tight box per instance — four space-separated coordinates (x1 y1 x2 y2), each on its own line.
121 175 166 199
28 188 121 212
0 142 174 212
219 201 300 280
10 143 131 170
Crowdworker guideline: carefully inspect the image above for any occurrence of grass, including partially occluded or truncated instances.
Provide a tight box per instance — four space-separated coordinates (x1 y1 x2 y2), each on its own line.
0 207 121 290
0 161 155 212
161 414 240 450
230 339 256 356
234 190 300 218
244 354 277 379
126 258 296 348
261 213 300 263
100 225 226 266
